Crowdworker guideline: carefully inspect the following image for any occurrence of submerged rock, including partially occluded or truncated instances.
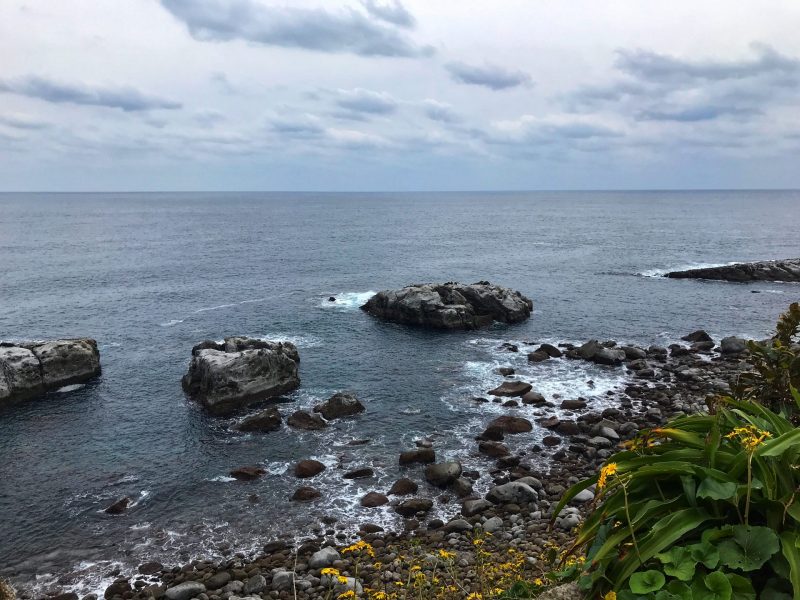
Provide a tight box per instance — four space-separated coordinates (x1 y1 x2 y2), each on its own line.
181 337 299 415
666 258 800 282
287 410 327 430
313 392 365 420
487 381 532 397
361 281 532 330
104 497 131 515
237 407 282 432
0 338 100 406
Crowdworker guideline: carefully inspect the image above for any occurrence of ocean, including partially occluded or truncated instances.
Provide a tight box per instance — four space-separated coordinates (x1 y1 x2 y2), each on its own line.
1 190 798 594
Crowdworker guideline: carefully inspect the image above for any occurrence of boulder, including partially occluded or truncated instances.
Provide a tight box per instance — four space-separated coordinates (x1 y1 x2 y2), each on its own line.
538 343 563 358
313 392 365 420
361 281 533 330
230 466 266 481
237 407 282 432
388 478 418 495
486 481 538 504
181 337 300 415
488 416 533 434
309 547 340 569
294 459 325 478
593 347 626 366
520 391 546 405
527 351 550 363
291 486 321 502
287 410 327 430
682 330 713 343
720 336 747 355
165 582 205 600
395 498 433 517
0 339 100 406
360 492 389 507
399 448 435 465
462 498 494 517
487 381 532 397
666 258 800 282
104 497 131 515
478 441 510 457
343 467 374 479
424 462 462 487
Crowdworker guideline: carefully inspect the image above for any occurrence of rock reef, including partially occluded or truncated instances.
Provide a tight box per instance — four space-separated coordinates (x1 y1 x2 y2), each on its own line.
0 338 100 406
666 258 800 282
181 337 300 415
361 281 532 330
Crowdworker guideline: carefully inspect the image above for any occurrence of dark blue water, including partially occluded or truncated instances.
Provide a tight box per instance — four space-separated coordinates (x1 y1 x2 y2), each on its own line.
1 191 798 594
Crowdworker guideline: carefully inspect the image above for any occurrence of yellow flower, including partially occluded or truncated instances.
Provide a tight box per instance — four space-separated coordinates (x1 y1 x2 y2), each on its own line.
597 462 618 489
438 549 456 560
321 568 340 577
342 539 376 558
604 592 617 600
466 593 483 600
534 578 543 586
473 538 484 547
337 576 348 585
338 591 356 600
394 581 404 587
726 425 772 452
410 565 421 572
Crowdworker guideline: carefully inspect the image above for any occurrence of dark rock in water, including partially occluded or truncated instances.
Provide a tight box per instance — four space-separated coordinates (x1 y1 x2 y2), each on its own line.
669 344 690 357
720 336 747 355
450 477 473 498
621 346 647 360
388 478 418 495
543 435 561 447
360 492 389 507
181 337 300 416
138 561 163 575
479 441 510 457
328 297 336 302
521 391 546 405
165 582 205 600
527 350 550 363
313 392 365 420
683 330 713 343
498 342 519 352
230 466 266 481
478 425 505 440
488 381 532 397
291 486 321 502
360 523 384 533
395 498 433 517
237 407 282 432
424 461 462 487
104 497 131 515
691 341 715 352
51 593 78 600
0 338 101 407
343 467 374 479
361 281 533 330
666 258 800 282
104 580 132 600
537 343 563 358
287 410 327 430
503 399 518 407
575 339 625 365
348 438 371 445
205 572 232 590
555 420 580 435
294 459 325 478
488 415 533 433
399 448 435 465
561 399 587 410
497 367 515 376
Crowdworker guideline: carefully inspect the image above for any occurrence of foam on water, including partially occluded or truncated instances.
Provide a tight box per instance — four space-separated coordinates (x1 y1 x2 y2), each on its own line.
319 291 376 310
56 383 85 393
639 261 738 278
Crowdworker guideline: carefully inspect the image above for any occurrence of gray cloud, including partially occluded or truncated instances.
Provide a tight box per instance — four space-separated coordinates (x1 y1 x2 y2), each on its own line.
446 61 531 90
268 114 326 138
637 105 762 122
0 76 181 111
335 88 397 115
0 113 50 130
422 99 459 123
160 0 432 57
361 0 415 28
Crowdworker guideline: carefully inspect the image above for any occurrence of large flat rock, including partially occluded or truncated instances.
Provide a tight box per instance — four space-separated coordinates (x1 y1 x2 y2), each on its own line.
666 258 800 282
181 337 300 415
0 338 101 406
361 281 532 330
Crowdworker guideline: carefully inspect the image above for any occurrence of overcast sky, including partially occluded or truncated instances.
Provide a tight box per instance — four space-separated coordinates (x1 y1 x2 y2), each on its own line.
2 0 800 191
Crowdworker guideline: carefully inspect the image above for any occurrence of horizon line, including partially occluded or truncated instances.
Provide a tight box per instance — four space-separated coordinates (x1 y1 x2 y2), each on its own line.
1 187 800 194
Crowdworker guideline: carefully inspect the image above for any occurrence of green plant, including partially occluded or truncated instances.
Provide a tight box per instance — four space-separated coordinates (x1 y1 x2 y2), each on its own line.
733 302 800 421
554 397 800 599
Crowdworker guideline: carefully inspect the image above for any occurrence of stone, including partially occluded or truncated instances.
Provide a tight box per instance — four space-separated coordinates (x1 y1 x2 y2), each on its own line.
479 441 510 457
425 462 462 487
243 575 266 595
237 407 282 433
521 391 546 405
360 492 389 507
287 410 327 430
343 467 374 479
104 581 132 599
621 346 647 360
271 571 293 592
0 339 101 406
478 425 505 440
181 337 299 415
309 547 340 569
450 477 473 498
486 482 538 504
666 258 800 282
527 351 550 363
571 489 595 503
720 336 747 355
165 582 206 600
483 516 503 533
361 281 533 330
104 497 131 515
205 573 231 590
291 486 321 502
399 448 435 465
313 392 365 420
444 518 473 532
462 498 494 517
230 466 266 481
543 435 561 447
682 330 713 343
593 347 626 366
560 399 587 410
555 420 580 436
388 478 418 495
395 498 433 517
294 460 325 478
488 381 532 397
497 367 515 376
488 416 533 434
537 343 563 358
138 562 163 575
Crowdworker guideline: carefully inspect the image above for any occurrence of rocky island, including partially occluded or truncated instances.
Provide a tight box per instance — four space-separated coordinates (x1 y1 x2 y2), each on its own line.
181 337 300 415
666 257 800 282
0 338 101 406
361 281 533 330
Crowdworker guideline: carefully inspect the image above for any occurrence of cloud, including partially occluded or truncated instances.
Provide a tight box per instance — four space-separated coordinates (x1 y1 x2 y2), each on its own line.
446 61 532 90
487 115 622 148
361 0 415 28
637 105 762 122
193 109 226 126
0 76 181 111
160 0 432 58
268 113 326 138
334 88 397 115
421 99 459 123
0 113 50 130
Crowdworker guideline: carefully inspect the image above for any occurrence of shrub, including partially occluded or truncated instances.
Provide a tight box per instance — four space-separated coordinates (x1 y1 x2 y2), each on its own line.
0 579 16 600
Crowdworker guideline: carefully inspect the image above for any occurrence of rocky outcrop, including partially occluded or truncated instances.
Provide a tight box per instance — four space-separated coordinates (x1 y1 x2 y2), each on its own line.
313 392 365 420
0 338 101 406
181 337 300 415
666 258 800 282
361 281 532 330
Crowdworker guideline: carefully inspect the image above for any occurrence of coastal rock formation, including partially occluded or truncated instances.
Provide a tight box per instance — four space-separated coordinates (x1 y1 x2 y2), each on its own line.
181 337 300 415
361 281 532 330
666 258 800 282
0 338 100 406
313 392 365 420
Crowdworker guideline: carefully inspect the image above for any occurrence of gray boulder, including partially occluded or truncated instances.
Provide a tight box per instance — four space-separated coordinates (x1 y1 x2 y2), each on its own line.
182 337 300 415
424 461 462 487
313 392 365 420
486 481 538 504
0 338 101 406
165 582 206 600
309 547 340 569
361 281 532 330
720 336 747 355
666 258 800 282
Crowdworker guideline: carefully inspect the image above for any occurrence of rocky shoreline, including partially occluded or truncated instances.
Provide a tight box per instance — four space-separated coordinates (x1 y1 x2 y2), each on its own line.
11 329 754 600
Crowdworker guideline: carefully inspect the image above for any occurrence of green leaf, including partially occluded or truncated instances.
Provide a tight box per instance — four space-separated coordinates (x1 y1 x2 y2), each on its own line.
725 574 755 600
780 531 800 600
691 571 733 600
689 541 720 569
656 546 696 581
664 581 692 600
697 477 738 500
630 570 666 594
758 429 800 458
718 525 781 571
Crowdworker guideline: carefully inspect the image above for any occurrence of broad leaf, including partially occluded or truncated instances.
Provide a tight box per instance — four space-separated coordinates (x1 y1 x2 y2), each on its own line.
725 573 756 600
630 570 666 594
718 525 780 571
697 477 738 500
656 546 696 581
691 571 732 600
689 541 720 569
780 531 800 600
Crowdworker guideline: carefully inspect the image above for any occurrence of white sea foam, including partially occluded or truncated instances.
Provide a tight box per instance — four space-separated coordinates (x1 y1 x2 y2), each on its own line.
639 261 738 278
208 475 237 483
319 291 376 310
160 319 185 327
250 333 323 348
56 383 85 393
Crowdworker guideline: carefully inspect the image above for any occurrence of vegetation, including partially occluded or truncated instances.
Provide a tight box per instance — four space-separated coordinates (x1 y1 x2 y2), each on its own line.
0 579 16 600
553 304 800 600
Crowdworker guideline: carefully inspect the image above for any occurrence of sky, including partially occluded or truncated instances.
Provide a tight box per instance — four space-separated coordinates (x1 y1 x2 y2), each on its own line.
1 0 800 191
